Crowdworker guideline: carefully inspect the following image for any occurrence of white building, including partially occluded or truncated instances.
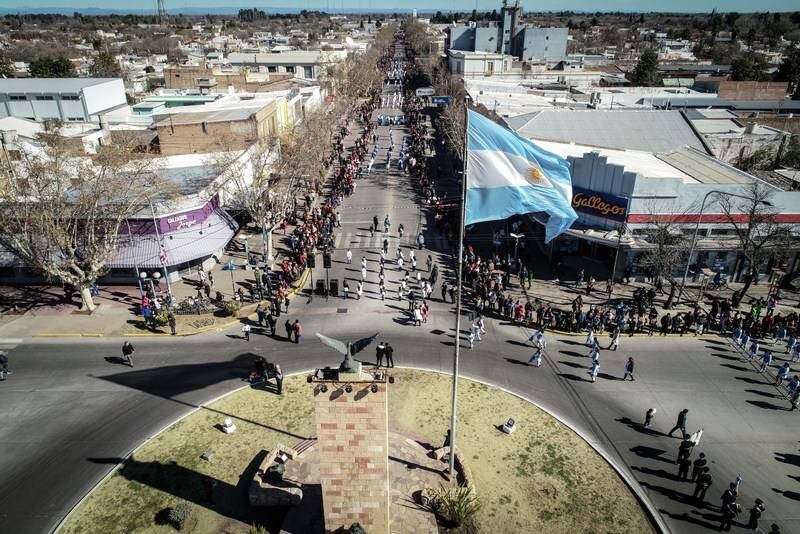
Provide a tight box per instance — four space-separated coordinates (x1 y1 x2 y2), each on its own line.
0 78 127 123
226 50 346 80
448 50 513 77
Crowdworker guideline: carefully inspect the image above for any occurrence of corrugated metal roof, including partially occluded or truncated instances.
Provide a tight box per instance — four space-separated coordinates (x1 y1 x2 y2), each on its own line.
0 78 120 94
512 109 708 154
656 147 754 185
154 107 259 127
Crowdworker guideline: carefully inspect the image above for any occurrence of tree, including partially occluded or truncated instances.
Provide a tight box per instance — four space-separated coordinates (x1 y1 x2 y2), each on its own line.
29 56 75 78
731 53 770 81
717 183 796 307
638 205 690 310
90 49 122 78
0 51 13 78
631 48 661 86
776 44 800 99
0 133 163 311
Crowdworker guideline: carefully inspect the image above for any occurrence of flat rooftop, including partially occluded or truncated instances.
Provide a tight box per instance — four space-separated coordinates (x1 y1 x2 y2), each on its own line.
0 78 120 94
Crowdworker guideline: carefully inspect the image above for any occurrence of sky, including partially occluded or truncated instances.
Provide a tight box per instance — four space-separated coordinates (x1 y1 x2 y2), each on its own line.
0 0 799 13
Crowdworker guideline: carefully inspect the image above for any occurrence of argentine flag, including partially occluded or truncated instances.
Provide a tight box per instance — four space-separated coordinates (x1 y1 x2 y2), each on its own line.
466 110 578 243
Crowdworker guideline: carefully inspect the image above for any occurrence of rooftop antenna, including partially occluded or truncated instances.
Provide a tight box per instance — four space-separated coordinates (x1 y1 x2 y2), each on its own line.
156 0 167 25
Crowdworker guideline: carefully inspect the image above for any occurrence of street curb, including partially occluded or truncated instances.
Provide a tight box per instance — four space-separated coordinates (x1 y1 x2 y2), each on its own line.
34 268 310 339
52 365 667 534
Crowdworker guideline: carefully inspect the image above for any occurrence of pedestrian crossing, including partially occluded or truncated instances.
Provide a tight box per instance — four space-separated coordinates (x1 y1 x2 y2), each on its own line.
331 231 449 252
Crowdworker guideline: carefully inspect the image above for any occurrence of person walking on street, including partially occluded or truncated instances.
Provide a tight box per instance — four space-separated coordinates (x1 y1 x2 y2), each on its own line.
385 343 394 368
643 408 656 428
719 500 738 532
691 452 707 481
346 249 352 264
748 499 766 532
759 350 773 373
608 329 620 351
241 323 251 341
417 232 425 250
677 455 692 480
623 357 635 380
776 362 790 386
427 255 433 272
267 313 276 336
668 409 689 438
293 320 303 344
692 467 713 503
168 313 177 335
721 482 738 512
357 281 363 300
528 348 543 367
284 320 293 342
122 341 134 367
590 360 600 382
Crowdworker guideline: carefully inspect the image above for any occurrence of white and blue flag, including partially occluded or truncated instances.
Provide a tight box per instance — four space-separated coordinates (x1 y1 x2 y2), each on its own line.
466 110 578 243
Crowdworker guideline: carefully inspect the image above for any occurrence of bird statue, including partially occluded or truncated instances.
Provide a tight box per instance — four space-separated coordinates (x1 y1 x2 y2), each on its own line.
316 332 379 372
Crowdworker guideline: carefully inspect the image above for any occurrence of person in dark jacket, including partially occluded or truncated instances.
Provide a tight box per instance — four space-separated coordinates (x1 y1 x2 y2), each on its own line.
748 499 765 531
385 343 394 368
668 408 689 437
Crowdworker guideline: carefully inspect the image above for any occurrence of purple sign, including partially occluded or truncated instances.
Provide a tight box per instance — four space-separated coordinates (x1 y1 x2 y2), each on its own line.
158 194 220 234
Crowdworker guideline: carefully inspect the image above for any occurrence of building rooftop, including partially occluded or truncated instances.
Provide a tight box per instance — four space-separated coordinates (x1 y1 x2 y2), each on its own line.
510 109 709 154
154 107 264 128
0 78 121 94
656 147 755 185
533 139 693 181
227 50 343 64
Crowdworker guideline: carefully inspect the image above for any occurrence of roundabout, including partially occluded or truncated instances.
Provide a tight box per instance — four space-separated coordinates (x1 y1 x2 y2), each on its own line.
59 368 653 534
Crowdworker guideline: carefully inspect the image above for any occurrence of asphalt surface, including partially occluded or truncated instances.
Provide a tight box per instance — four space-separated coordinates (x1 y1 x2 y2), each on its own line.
2 43 799 534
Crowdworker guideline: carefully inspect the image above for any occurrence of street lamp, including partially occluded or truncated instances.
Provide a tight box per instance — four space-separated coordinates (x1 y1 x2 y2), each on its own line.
139 270 161 296
677 190 770 305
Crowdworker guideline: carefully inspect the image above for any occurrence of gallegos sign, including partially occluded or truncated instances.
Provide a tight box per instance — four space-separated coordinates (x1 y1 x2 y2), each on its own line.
571 187 629 222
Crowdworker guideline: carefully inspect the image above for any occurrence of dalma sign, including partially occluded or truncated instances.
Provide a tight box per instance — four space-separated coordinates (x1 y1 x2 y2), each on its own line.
571 187 629 222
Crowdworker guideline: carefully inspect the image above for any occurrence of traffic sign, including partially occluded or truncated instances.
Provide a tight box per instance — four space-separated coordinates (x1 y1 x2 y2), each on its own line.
431 96 452 106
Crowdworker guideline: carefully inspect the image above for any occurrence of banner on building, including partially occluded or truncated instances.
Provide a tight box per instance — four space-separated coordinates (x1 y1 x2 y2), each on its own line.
571 187 629 222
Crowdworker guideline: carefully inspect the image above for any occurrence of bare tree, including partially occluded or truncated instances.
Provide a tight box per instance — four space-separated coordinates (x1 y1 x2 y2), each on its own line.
637 206 690 309
0 132 162 311
717 183 796 307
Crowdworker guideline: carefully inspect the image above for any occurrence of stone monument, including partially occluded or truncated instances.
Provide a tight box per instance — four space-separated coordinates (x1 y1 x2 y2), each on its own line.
312 333 390 533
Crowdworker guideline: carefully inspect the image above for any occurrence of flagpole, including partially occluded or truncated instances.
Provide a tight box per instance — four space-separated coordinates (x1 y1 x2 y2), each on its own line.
448 97 470 477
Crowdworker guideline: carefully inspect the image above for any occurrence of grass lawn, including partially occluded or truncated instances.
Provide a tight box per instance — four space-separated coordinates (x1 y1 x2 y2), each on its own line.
61 369 652 533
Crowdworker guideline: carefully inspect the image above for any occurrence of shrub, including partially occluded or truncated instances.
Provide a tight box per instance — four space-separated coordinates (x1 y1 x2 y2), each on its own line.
168 502 193 531
223 300 241 316
434 484 481 527
249 525 268 534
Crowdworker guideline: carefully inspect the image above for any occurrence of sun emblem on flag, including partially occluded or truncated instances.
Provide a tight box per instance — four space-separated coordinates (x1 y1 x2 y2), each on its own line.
528 166 545 184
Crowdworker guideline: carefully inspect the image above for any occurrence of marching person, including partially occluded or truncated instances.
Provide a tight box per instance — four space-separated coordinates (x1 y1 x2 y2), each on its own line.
122 341 134 367
623 357 635 381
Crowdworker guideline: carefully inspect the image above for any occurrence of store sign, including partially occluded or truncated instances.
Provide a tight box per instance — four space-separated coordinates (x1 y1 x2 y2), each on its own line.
431 96 451 106
158 194 220 234
416 86 435 97
571 187 629 222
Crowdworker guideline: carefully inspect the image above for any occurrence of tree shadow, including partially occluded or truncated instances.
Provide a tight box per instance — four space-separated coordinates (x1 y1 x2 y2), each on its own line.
505 339 530 347
96 353 310 441
88 452 285 530
746 399 786 411
704 339 727 346
559 339 586 346
559 350 586 358
772 487 800 502
504 357 530 366
557 360 585 369
630 445 674 464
